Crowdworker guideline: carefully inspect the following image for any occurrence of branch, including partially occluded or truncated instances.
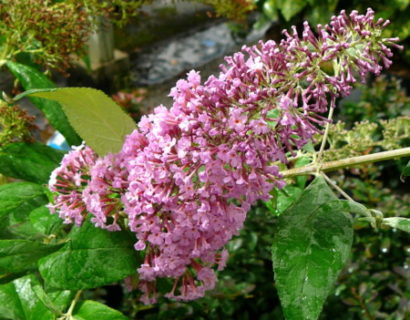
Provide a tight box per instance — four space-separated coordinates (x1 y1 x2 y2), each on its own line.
281 147 410 177
321 172 354 201
316 106 334 165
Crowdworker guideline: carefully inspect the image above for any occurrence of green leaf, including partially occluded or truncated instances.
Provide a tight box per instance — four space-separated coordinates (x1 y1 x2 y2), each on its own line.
32 284 72 316
264 188 278 214
264 184 304 216
73 300 129 320
392 0 409 11
6 61 81 146
382 217 410 233
0 274 55 320
294 157 312 188
277 0 307 21
272 177 353 320
48 289 73 314
0 183 49 239
345 200 370 217
0 279 26 320
264 158 311 215
0 272 28 285
0 183 47 220
15 52 41 71
0 142 64 184
402 160 410 176
0 239 61 274
305 0 339 25
29 206 63 236
32 285 73 317
29 87 136 156
263 0 279 20
276 185 304 214
38 220 141 290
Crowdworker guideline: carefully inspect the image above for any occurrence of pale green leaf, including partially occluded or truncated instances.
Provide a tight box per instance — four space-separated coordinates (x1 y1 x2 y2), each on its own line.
382 217 410 233
29 88 136 156
73 300 129 320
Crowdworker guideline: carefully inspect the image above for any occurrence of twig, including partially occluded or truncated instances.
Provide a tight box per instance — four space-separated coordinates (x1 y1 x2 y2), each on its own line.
316 106 335 166
58 290 82 320
321 172 354 202
280 147 410 177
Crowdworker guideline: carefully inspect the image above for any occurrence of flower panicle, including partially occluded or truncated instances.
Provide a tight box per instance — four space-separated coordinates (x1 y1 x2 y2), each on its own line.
47 9 399 303
48 144 97 225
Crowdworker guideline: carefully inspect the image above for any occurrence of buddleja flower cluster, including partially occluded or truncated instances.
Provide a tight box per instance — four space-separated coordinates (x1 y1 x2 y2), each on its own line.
48 9 400 303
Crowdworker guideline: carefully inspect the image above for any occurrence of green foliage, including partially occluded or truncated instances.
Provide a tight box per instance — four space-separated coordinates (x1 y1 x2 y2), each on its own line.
0 182 65 270
0 0 90 72
339 76 410 123
364 0 410 40
7 61 81 145
0 102 35 147
269 185 303 215
0 275 56 320
326 198 410 319
403 161 410 176
272 177 353 320
32 286 73 318
0 142 64 184
260 0 334 24
82 0 149 27
0 274 72 320
324 117 410 161
382 217 410 233
0 182 47 220
0 239 61 275
320 76 410 172
38 220 141 290
380 117 410 149
197 0 255 21
259 0 410 41
275 0 307 21
29 87 136 156
73 300 129 320
0 183 57 241
29 206 63 236
261 0 279 21
264 157 311 215
303 0 339 26
323 75 410 319
0 0 147 72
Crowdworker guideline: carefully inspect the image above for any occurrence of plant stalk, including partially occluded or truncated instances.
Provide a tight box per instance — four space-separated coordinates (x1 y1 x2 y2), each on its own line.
316 106 334 165
321 172 355 202
57 290 82 320
281 147 410 177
